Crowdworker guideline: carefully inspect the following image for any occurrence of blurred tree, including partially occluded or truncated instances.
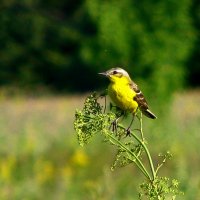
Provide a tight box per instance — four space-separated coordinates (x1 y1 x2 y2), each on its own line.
0 0 197 94
186 0 200 87
0 0 97 91
85 0 195 98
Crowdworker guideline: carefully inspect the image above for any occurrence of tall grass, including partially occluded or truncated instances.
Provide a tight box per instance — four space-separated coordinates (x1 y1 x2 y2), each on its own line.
0 91 199 199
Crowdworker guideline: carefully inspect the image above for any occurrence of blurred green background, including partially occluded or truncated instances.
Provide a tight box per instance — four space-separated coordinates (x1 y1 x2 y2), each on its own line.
0 0 200 199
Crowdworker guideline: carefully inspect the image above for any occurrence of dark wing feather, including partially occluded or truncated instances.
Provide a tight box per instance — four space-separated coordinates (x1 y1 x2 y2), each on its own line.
129 82 149 110
129 81 157 119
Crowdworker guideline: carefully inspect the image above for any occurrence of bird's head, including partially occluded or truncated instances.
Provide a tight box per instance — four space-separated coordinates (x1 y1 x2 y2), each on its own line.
99 68 131 83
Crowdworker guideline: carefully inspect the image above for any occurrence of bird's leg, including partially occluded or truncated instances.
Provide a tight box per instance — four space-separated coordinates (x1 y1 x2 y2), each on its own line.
110 115 121 133
126 115 135 136
110 118 118 133
110 109 124 133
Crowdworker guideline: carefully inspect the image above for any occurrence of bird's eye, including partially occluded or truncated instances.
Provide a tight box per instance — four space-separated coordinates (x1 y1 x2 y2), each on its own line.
113 70 118 75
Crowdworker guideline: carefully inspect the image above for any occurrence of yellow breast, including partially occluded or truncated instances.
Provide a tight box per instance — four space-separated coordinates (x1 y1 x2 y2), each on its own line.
108 81 138 113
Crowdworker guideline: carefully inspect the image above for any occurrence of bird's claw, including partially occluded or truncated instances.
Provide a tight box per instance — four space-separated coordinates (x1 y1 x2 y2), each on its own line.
126 128 131 137
110 119 118 133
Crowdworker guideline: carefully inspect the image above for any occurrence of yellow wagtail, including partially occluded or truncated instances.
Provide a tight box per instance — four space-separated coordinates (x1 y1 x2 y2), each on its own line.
99 68 156 131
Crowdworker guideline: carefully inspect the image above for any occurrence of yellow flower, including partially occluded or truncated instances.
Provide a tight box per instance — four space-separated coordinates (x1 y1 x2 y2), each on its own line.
71 149 89 167
0 156 16 182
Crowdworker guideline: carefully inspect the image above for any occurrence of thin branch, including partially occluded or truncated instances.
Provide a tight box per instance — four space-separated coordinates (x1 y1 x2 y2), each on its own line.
107 133 151 180
139 112 145 141
155 157 167 175
118 123 156 180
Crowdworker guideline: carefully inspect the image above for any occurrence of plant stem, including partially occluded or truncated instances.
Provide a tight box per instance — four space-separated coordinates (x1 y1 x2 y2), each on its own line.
107 133 151 180
118 124 156 181
155 157 167 175
139 112 144 141
82 109 156 180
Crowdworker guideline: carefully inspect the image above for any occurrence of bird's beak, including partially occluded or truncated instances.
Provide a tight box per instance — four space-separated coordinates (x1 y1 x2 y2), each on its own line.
98 71 108 77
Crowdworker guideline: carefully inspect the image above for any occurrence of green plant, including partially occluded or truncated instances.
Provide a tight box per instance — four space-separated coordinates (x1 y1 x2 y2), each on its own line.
74 93 183 199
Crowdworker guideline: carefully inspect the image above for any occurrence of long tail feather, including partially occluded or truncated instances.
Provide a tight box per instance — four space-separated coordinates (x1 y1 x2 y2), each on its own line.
142 109 157 119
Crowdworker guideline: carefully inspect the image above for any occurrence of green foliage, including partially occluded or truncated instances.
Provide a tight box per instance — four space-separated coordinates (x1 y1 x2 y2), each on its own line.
74 93 115 146
0 0 95 91
186 0 200 86
0 0 198 93
139 177 182 200
74 93 183 199
85 0 196 94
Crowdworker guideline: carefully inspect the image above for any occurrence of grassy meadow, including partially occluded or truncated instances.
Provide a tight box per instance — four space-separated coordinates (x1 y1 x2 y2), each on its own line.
0 90 199 199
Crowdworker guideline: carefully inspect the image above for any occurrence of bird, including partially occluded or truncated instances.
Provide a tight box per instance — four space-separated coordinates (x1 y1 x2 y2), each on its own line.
99 68 156 132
